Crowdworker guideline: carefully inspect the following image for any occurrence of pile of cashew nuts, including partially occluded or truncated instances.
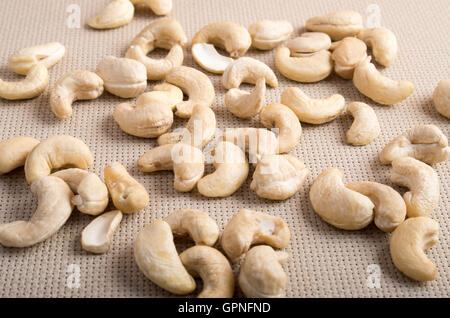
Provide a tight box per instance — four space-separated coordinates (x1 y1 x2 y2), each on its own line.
0 2 449 297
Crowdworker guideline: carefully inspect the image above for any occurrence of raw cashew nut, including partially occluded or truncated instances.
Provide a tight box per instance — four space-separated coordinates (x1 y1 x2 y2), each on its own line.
134 220 196 294
306 10 364 41
260 103 302 153
250 154 309 201
81 210 123 254
390 157 440 217
225 78 266 119
192 44 233 75
221 209 291 262
248 20 293 50
286 33 331 56
309 168 375 230
433 80 450 119
281 87 345 124
163 209 219 246
390 217 439 281
138 143 205 192
88 0 134 29
239 245 289 298
197 141 249 198
96 56 147 98
358 27 398 67
0 176 73 248
165 66 215 118
50 70 104 119
379 124 450 165
24 135 93 184
51 168 109 216
222 57 278 89
104 162 149 214
353 57 414 105
8 42 66 75
346 102 380 146
145 83 184 108
0 137 40 175
130 0 172 16
0 63 49 100
331 37 367 79
180 246 235 298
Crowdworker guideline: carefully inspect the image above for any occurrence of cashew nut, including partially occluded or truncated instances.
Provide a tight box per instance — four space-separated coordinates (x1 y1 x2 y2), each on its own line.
138 143 205 192
104 162 149 214
306 10 364 41
286 33 331 56
225 78 266 119
281 87 345 124
433 80 450 119
222 57 278 89
379 125 449 165
353 57 414 105
180 246 235 298
88 0 135 29
130 0 172 16
390 157 440 218
221 209 291 262
0 176 73 248
134 220 196 294
238 245 289 298
191 43 233 75
390 216 439 281
346 102 380 146
0 136 40 175
358 27 398 67
197 141 249 198
0 63 49 100
248 20 293 50
50 70 104 119
24 135 93 184
81 210 123 254
331 37 367 79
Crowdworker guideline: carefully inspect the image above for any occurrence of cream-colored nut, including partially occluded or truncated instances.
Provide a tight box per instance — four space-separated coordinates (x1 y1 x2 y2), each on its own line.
191 43 233 74
130 0 172 16
146 83 184 109
250 154 309 201
96 56 147 98
260 103 302 153
197 141 249 198
222 57 278 89
346 102 380 146
0 136 40 175
225 78 266 119
0 176 73 248
138 143 205 192
0 63 49 100
390 216 439 281
165 66 215 118
433 80 450 119
221 209 291 262
390 157 440 218
81 210 123 254
51 168 109 216
88 0 134 29
353 57 414 105
306 10 364 41
104 162 149 214
275 48 333 83
180 246 235 298
239 245 289 298
50 70 104 119
331 37 367 79
134 220 196 294
281 87 345 124
163 209 219 246
24 135 93 184
309 168 374 230
192 21 251 58
286 33 331 56
379 124 449 165
346 181 406 232
8 42 66 75
248 20 293 50
358 27 398 67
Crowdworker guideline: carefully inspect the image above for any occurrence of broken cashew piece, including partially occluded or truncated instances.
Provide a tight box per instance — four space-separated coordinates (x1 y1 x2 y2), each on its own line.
286 33 331 57
0 63 49 100
433 80 450 119
81 210 123 254
130 0 172 16
346 102 380 146
222 57 278 89
248 20 293 50
88 0 134 29
358 27 398 67
0 136 40 175
225 78 266 119
306 10 364 41
331 37 367 79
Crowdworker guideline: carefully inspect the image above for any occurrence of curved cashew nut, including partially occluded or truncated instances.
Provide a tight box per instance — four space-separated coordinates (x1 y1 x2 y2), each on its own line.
346 102 380 146
331 37 367 79
286 33 331 56
309 168 375 230
24 135 93 184
197 141 249 198
390 216 439 281
248 20 293 50
222 57 278 89
130 0 172 16
0 176 74 248
225 78 266 119
192 43 233 75
281 87 345 124
180 246 235 298
0 63 49 100
88 0 134 29
390 157 440 218
221 209 291 262
306 10 364 41
0 136 40 175
81 210 123 254
134 220 196 294
358 27 398 67
433 80 450 119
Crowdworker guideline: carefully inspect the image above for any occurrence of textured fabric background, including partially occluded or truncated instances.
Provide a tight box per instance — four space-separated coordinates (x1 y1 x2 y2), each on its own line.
0 0 448 298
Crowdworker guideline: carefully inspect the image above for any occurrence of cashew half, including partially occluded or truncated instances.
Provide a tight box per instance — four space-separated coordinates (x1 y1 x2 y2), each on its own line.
0 137 40 175
225 78 266 119
433 80 450 119
286 33 331 56
0 176 73 248
346 102 380 146
306 10 364 41
130 0 172 16
248 20 293 50
180 246 235 298
88 0 134 29
390 217 439 281
81 210 123 254
331 37 367 79
192 43 233 75
358 27 398 67
0 63 49 100
222 57 278 89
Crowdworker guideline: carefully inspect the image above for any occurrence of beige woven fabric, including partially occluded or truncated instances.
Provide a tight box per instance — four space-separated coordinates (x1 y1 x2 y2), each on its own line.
0 0 448 298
